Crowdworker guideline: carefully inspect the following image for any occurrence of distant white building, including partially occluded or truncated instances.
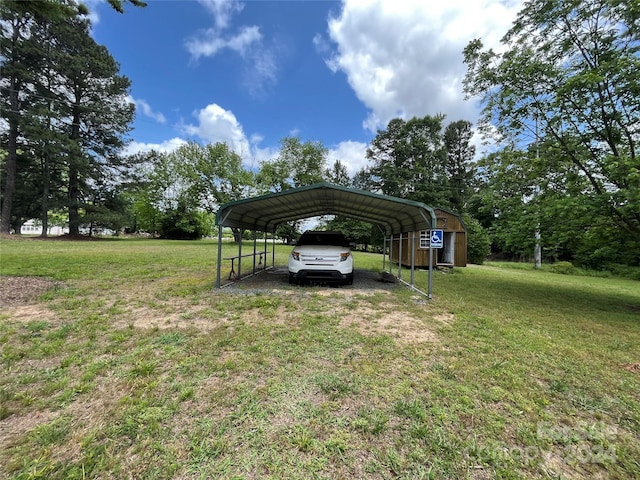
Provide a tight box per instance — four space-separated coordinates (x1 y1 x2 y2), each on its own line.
20 219 68 236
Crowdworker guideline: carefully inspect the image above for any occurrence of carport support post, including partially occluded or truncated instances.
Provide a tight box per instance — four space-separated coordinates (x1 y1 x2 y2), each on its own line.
216 226 223 288
264 235 268 269
397 232 402 280
389 234 394 274
252 232 257 273
428 239 433 300
410 231 415 286
382 235 387 271
237 236 242 279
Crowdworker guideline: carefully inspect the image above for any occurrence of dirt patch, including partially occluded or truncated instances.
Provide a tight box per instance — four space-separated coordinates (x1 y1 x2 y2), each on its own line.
0 409 58 452
340 305 440 344
0 276 62 307
1 304 61 325
109 303 224 331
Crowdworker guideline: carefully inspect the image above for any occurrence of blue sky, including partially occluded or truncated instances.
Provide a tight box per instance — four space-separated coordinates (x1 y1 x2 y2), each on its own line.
89 0 523 175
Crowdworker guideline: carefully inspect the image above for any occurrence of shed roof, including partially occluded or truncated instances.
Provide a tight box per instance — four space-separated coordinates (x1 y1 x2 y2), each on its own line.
216 182 436 235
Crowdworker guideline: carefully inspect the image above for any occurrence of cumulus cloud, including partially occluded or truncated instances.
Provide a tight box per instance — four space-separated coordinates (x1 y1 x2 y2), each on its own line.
127 96 167 124
327 141 368 177
182 103 254 162
325 0 523 132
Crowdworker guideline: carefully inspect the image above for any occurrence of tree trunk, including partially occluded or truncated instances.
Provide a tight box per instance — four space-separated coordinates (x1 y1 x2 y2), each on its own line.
232 227 242 243
68 163 80 236
39 145 51 237
0 81 20 234
68 107 81 236
10 219 22 235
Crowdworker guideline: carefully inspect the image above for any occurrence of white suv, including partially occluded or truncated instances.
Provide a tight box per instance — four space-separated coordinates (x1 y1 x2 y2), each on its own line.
288 231 354 285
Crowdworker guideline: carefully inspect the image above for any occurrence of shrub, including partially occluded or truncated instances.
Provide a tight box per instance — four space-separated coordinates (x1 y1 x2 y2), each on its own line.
463 214 491 264
160 206 208 240
548 261 576 275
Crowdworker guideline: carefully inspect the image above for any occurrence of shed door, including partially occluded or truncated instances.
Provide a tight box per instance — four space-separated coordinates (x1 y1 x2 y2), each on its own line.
437 232 455 265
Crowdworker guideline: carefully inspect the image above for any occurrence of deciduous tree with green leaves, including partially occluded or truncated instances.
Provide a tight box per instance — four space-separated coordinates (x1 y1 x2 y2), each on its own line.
463 0 640 265
133 143 254 240
257 136 328 193
256 136 328 241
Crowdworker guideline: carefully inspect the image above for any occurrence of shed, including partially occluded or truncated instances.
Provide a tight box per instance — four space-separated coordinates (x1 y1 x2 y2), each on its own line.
390 208 467 268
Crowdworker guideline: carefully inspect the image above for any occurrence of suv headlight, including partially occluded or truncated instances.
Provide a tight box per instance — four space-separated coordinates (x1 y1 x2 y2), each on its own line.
340 252 351 262
291 252 300 261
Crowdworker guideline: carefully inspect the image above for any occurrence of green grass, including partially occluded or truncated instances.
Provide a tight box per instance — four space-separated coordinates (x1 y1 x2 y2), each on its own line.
1 236 639 479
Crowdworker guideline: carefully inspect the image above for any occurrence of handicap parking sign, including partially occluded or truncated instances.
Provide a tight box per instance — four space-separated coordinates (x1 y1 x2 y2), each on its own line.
430 229 443 248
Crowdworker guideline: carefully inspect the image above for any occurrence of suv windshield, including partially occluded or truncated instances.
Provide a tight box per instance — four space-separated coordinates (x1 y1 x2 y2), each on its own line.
296 232 350 247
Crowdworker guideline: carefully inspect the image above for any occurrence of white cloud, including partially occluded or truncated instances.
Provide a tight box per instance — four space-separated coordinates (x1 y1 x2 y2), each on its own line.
198 0 244 29
122 104 274 170
122 137 188 156
182 103 253 162
127 96 167 123
326 0 523 132
185 25 262 59
327 141 368 177
185 1 277 95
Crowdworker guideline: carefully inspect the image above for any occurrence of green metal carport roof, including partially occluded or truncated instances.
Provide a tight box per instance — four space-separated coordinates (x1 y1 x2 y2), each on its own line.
216 182 436 234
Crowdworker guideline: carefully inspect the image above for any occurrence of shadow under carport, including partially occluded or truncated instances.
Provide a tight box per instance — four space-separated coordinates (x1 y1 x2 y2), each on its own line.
224 267 399 293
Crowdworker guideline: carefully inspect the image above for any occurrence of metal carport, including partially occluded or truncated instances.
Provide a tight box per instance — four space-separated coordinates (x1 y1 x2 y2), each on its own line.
215 182 438 297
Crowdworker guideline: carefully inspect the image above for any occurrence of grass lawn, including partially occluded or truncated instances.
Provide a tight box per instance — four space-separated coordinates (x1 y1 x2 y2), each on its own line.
1 237 638 479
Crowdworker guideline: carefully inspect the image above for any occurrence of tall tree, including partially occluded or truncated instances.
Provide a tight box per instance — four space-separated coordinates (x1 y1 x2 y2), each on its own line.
1 0 140 235
52 14 134 235
256 136 328 241
0 1 79 233
24 6 79 236
366 118 407 198
351 167 376 192
366 115 449 206
463 0 640 246
444 120 476 212
326 159 350 186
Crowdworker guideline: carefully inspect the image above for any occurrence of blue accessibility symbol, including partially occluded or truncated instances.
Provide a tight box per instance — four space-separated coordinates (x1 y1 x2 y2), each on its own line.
430 229 443 248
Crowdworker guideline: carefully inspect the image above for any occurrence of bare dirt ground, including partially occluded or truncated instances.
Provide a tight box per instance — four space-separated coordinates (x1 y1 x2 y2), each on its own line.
0 276 61 307
223 268 443 344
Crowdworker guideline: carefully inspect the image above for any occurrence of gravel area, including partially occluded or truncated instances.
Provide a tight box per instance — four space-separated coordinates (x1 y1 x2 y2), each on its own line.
221 267 400 295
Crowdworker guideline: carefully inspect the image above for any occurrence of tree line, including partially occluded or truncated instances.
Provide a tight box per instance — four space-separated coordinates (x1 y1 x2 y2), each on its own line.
1 0 638 270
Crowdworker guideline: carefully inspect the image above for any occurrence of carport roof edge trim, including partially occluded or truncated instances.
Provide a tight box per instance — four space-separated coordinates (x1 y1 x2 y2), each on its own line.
215 182 437 235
